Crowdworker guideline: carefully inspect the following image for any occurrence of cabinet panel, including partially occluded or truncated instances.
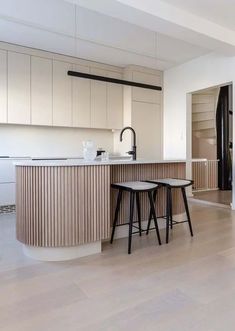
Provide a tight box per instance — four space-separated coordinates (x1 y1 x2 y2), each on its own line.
107 71 123 129
31 56 53 125
0 160 16 183
132 102 162 159
53 60 72 127
0 183 15 206
91 68 107 128
0 50 7 123
72 64 91 128
132 71 162 104
8 52 30 124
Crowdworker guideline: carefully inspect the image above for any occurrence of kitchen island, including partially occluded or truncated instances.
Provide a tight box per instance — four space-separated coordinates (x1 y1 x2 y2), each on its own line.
15 159 186 261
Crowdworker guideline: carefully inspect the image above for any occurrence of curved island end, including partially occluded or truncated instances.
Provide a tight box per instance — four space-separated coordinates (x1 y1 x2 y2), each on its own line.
15 159 186 261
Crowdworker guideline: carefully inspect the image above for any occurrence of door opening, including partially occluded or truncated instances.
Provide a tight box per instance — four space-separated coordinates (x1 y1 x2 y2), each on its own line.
191 84 233 207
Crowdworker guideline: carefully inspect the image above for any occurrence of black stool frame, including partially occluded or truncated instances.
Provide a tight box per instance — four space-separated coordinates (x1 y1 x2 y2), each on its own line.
146 179 194 243
110 183 161 254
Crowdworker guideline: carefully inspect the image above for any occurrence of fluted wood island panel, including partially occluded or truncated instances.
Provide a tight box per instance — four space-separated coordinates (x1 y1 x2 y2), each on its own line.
16 161 185 248
16 165 110 246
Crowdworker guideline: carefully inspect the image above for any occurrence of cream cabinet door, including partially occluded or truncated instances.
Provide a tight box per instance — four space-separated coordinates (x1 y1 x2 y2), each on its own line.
107 71 123 129
53 60 72 127
8 52 30 124
31 56 53 126
132 71 162 104
91 68 107 128
72 64 91 128
0 50 7 123
132 102 162 159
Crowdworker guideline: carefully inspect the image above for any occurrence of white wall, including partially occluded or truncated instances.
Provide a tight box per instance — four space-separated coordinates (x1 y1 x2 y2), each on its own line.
164 52 235 206
0 125 113 158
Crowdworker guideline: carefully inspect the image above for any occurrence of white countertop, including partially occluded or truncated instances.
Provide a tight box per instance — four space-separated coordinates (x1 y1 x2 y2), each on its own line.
14 158 186 167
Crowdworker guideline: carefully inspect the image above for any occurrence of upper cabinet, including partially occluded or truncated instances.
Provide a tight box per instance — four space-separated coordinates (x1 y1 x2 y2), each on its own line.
31 56 53 126
0 50 7 123
132 71 162 104
0 44 124 130
53 60 72 127
8 52 30 124
107 71 123 129
90 68 107 129
72 64 91 128
90 68 123 129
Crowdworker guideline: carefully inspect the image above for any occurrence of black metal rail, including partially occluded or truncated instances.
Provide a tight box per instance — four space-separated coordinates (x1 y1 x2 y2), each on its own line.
67 71 162 91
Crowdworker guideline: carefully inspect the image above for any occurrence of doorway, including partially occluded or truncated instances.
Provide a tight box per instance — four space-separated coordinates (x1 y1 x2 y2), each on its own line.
190 84 233 207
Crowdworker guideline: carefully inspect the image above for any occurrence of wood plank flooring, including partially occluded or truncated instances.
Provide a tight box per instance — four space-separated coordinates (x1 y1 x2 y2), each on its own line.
1 203 235 330
193 190 232 206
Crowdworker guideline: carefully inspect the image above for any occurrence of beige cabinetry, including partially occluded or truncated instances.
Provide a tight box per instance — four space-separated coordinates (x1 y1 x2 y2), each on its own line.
8 52 30 124
0 43 124 130
72 64 91 128
114 66 163 159
90 68 123 129
132 71 161 104
132 102 161 158
107 71 123 129
31 56 53 125
91 68 107 129
52 60 72 127
0 50 7 123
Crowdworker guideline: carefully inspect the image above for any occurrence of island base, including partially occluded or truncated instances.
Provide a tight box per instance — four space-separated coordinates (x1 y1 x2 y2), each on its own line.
22 241 102 261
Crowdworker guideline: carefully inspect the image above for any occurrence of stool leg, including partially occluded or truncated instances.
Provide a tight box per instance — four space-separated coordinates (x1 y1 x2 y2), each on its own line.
128 192 135 254
166 188 170 244
148 191 161 245
146 189 157 235
181 187 194 237
136 192 142 236
169 188 173 229
110 190 122 244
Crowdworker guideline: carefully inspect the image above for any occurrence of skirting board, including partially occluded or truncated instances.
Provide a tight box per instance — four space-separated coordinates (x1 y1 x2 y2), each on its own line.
23 241 102 261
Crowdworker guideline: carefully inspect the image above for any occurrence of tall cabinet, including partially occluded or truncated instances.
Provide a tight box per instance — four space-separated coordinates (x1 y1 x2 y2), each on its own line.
53 60 72 127
8 52 31 124
31 56 53 125
114 66 163 159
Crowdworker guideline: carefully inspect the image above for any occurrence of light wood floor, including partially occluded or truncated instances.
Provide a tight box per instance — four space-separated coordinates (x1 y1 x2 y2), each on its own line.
1 203 235 330
193 190 232 206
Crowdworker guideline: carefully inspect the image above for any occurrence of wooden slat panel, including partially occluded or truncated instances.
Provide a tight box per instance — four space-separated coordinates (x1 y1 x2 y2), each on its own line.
110 163 186 225
16 165 110 247
16 163 185 247
192 160 218 191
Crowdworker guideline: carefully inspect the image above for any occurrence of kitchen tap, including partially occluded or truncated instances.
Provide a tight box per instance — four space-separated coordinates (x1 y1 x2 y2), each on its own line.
120 126 137 160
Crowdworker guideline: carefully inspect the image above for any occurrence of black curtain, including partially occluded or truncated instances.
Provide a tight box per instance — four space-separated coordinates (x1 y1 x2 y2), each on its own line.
216 86 232 190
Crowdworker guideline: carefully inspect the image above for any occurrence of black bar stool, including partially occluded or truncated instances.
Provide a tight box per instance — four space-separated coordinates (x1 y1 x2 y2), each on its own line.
146 178 194 243
111 181 161 254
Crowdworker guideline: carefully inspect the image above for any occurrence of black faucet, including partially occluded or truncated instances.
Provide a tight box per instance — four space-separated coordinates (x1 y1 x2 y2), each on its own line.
120 126 137 160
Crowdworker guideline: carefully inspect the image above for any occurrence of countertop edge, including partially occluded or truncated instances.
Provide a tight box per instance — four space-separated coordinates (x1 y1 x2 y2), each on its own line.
14 159 187 167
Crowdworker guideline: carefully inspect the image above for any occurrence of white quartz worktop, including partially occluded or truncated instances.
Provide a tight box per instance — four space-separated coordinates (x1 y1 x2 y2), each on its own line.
14 158 186 167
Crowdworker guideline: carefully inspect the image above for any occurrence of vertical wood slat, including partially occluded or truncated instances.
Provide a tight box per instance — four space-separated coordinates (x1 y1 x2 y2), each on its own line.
110 163 186 226
16 163 185 247
192 160 218 191
16 165 110 247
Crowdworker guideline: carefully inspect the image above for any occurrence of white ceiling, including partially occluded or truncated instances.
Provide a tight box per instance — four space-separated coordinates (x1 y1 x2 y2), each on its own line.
162 0 235 31
76 6 209 70
1 0 235 70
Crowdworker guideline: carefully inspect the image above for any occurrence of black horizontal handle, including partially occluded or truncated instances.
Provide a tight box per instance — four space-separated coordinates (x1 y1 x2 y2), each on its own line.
67 71 162 91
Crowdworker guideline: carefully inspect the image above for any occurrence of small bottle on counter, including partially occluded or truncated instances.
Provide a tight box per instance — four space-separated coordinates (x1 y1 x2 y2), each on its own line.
97 148 105 156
